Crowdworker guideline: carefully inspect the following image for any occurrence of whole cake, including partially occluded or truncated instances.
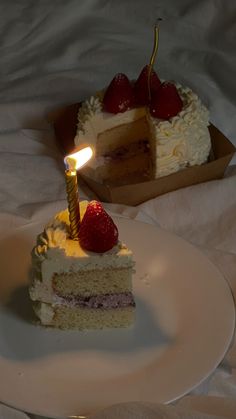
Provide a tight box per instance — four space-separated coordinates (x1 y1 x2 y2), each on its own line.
74 66 211 183
29 200 135 330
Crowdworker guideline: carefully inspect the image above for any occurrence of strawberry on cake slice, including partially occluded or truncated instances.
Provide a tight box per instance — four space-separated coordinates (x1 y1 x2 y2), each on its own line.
29 200 135 330
74 64 211 183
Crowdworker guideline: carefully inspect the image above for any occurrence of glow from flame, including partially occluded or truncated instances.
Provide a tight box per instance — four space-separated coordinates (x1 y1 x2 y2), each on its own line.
64 146 93 171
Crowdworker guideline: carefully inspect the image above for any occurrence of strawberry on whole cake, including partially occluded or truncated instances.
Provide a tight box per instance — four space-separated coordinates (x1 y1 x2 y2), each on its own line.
74 65 211 184
29 200 135 330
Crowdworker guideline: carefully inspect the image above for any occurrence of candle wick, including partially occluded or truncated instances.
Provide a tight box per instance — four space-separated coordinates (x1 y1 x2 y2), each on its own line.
148 19 162 101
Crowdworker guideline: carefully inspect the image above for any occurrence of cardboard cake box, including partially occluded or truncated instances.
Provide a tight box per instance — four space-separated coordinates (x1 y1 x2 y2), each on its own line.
50 103 236 206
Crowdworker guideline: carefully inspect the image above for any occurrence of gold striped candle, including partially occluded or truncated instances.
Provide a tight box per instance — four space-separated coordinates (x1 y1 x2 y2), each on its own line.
65 168 80 240
64 146 93 240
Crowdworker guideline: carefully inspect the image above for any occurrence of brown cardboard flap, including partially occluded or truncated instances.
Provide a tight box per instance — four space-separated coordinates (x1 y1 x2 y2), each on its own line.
81 153 232 205
208 125 236 157
52 104 236 205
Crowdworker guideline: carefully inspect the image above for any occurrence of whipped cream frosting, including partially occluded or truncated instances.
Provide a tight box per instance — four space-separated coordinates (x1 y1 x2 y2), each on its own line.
33 301 54 325
147 84 211 177
74 83 211 178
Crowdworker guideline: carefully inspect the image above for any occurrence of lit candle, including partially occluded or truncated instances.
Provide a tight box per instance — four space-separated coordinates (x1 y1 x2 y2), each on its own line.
64 146 93 240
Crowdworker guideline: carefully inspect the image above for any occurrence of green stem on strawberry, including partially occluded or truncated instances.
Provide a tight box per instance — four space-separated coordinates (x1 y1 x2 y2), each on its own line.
148 21 161 101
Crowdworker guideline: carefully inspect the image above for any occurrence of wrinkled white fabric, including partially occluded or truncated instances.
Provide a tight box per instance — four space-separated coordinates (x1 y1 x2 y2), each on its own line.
0 1 235 418
88 398 236 419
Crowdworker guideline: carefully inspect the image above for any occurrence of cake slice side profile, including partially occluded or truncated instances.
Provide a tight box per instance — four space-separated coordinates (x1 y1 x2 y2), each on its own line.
29 201 136 330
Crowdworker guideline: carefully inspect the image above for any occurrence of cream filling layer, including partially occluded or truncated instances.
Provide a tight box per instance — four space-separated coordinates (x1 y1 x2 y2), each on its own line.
53 292 135 309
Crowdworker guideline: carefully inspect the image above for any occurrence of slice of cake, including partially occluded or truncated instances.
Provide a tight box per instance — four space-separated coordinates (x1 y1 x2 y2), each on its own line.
29 200 135 330
74 67 211 183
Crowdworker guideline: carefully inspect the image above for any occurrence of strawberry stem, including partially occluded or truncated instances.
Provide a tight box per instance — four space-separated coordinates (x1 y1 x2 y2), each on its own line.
148 20 161 101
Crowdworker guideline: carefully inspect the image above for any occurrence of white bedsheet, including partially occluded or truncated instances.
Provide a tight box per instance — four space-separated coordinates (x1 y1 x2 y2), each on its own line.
0 1 235 418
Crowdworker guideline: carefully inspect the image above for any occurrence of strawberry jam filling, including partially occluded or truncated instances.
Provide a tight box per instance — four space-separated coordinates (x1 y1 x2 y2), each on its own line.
54 292 136 309
103 139 149 161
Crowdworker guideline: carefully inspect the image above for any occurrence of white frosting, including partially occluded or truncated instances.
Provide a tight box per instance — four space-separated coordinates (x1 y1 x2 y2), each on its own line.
75 95 146 147
74 83 211 178
30 206 134 304
33 301 54 325
147 84 211 177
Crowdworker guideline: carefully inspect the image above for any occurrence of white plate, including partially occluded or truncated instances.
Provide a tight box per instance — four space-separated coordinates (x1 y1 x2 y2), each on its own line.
0 217 234 418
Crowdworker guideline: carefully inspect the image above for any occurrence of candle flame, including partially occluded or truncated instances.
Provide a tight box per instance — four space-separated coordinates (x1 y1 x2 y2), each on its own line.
64 146 93 171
